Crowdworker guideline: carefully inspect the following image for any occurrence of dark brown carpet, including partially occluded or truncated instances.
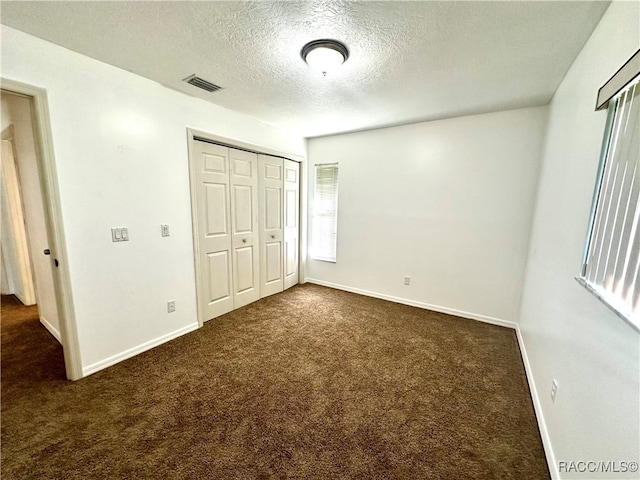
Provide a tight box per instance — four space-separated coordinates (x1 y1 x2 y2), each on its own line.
1 284 549 479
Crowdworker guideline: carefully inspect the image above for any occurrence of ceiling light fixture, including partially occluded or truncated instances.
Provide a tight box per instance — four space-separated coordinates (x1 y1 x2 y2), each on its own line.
301 39 349 76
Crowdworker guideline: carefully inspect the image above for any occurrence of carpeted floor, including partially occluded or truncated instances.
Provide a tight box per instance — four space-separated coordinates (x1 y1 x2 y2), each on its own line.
1 284 549 479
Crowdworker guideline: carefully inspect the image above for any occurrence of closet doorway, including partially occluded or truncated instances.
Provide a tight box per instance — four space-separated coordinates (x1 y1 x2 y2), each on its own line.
187 129 304 325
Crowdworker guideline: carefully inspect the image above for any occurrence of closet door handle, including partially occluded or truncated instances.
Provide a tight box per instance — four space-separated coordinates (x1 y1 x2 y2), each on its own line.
43 249 51 255
242 238 247 243
271 235 276 239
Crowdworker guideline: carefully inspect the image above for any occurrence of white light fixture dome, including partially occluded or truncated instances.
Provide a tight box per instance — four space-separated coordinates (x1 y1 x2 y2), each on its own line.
301 39 349 76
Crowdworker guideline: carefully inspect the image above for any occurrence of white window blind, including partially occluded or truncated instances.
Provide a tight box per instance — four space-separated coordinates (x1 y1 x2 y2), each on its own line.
581 77 640 329
312 163 339 262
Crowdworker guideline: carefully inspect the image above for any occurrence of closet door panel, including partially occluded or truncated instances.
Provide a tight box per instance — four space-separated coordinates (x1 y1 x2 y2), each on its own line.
283 159 300 290
207 251 231 302
194 141 233 320
235 246 255 293
230 148 260 309
258 154 284 297
266 242 282 283
232 185 253 233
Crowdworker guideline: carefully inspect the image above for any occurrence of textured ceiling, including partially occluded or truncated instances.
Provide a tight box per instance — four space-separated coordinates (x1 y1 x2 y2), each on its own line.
1 1 610 137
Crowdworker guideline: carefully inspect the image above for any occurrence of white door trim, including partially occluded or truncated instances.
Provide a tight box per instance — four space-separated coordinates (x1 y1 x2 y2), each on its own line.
186 128 306 327
1 78 83 380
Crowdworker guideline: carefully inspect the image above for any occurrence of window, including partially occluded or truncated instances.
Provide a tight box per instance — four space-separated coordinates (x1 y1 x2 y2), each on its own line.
579 51 640 330
312 163 339 262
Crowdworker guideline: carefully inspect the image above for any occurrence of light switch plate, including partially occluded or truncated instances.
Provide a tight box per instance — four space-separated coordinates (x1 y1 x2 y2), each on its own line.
111 227 130 242
161 224 170 237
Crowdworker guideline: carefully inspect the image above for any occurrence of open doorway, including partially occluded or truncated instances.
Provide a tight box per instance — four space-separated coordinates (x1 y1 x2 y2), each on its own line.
0 82 81 380
1 92 61 343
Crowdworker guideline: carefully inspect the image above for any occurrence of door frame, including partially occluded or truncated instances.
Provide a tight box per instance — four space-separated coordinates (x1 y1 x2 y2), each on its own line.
1 79 83 381
186 128 306 327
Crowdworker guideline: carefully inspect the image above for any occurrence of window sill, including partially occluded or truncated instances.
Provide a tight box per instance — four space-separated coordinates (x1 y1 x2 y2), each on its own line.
575 276 639 333
311 256 336 263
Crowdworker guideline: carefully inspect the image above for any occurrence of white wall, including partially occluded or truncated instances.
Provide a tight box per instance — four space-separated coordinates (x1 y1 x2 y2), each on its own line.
0 137 22 297
307 106 547 323
2 93 60 339
1 26 306 375
0 133 31 302
0 252 9 294
518 1 640 478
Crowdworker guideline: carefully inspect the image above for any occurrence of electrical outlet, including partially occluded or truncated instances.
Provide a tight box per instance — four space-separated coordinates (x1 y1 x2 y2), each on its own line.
167 300 176 313
551 379 559 402
404 276 411 286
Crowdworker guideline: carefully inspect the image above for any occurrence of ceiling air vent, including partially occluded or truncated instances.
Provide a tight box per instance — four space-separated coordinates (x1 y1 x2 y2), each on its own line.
183 74 223 93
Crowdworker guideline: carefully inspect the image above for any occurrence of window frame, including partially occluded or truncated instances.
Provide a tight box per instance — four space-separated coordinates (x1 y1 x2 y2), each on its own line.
577 56 640 332
311 162 339 263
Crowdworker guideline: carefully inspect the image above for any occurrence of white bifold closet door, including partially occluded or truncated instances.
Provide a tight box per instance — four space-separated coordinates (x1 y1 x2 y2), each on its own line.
229 148 260 308
193 141 259 321
258 155 300 298
283 159 300 290
258 154 284 297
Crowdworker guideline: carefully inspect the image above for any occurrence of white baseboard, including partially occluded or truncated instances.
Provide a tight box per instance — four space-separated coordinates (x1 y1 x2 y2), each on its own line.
514 326 559 479
40 315 61 343
304 277 557 478
304 278 517 329
82 322 199 377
